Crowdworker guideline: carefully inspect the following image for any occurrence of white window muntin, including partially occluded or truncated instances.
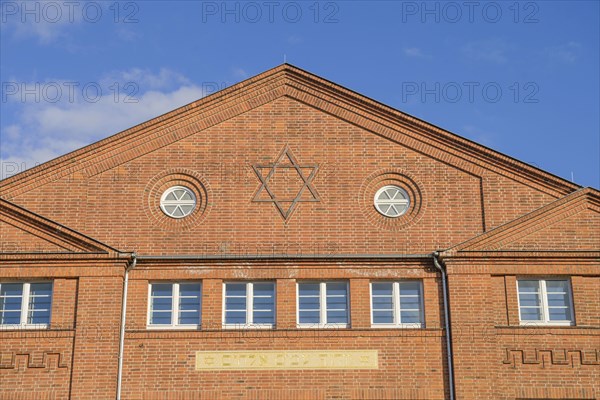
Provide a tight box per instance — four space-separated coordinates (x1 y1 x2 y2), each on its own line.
0 281 52 329
296 281 350 328
147 282 201 329
374 185 410 218
517 278 574 326
222 282 275 329
159 186 197 219
370 281 424 328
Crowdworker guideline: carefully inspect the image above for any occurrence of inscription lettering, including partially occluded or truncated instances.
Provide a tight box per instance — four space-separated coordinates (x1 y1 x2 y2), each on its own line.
195 350 378 370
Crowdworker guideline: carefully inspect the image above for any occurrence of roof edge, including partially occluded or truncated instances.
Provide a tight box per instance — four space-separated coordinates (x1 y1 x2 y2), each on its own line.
0 63 583 197
442 187 600 255
0 198 122 254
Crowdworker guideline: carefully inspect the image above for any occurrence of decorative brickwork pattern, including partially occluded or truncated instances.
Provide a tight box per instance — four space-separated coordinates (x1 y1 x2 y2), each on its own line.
502 348 600 367
0 351 69 369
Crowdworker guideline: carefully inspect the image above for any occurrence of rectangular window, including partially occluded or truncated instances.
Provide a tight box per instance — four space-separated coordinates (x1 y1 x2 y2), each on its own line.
223 282 275 328
0 282 52 328
148 282 201 328
371 281 424 328
297 282 349 328
517 279 574 326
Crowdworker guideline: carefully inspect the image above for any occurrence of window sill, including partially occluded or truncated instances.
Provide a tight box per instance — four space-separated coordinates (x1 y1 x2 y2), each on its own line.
0 324 49 330
518 321 574 327
146 325 201 330
371 323 423 329
296 324 350 329
222 324 275 330
495 325 599 331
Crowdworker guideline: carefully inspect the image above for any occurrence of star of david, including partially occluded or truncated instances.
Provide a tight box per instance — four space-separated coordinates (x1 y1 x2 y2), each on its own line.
252 145 320 220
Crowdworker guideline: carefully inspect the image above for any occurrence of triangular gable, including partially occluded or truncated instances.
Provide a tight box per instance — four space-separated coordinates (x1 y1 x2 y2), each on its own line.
0 64 579 199
0 199 119 254
444 187 600 253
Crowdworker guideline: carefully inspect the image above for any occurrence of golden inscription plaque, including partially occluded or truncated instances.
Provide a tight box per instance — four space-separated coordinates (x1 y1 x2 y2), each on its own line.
195 350 378 370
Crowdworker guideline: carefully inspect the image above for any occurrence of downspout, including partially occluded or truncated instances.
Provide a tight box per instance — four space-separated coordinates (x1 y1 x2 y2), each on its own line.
432 252 455 400
116 253 137 400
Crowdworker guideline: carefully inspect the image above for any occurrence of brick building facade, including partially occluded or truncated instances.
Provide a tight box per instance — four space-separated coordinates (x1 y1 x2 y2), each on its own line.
1 64 598 399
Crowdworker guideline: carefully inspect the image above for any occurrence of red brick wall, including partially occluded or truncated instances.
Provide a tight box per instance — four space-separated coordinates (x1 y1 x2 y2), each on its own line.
50 278 77 330
69 276 123 399
0 221 65 253
3 256 595 399
0 262 125 400
0 279 76 399
0 332 73 399
7 96 558 256
504 207 600 251
480 174 557 230
446 260 600 400
571 276 600 327
119 261 448 399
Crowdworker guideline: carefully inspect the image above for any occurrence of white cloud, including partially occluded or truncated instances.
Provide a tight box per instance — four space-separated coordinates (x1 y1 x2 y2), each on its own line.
0 0 85 44
403 47 431 59
0 69 207 179
0 1 141 46
115 27 142 42
287 35 303 45
232 68 249 80
461 38 512 64
545 42 582 64
103 68 192 91
461 125 496 147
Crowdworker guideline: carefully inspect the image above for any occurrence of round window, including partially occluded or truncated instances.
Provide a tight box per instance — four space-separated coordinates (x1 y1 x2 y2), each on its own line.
160 186 197 218
374 185 410 218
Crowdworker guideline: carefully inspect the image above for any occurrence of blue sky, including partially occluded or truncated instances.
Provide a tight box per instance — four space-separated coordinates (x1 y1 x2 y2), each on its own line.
1 0 598 188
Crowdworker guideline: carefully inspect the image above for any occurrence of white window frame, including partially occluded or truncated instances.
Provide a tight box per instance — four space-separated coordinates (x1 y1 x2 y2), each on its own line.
0 281 53 330
517 278 574 326
296 281 350 329
147 282 202 330
222 282 276 329
374 185 410 218
370 281 424 328
159 186 197 219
